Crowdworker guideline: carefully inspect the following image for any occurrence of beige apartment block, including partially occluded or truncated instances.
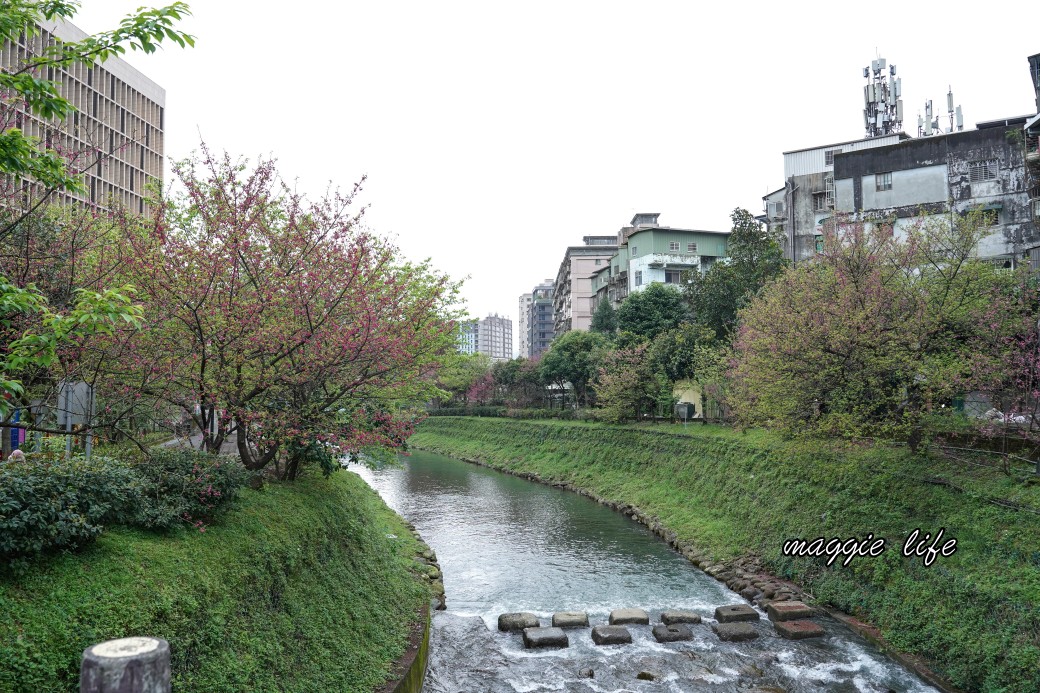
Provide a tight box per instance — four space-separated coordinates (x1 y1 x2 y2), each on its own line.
1 18 166 214
552 236 617 336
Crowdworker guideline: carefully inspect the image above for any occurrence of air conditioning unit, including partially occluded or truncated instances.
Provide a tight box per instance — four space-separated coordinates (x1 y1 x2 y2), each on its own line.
767 201 786 219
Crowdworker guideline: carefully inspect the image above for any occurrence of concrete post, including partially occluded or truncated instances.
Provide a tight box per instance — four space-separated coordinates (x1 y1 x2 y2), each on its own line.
80 637 171 693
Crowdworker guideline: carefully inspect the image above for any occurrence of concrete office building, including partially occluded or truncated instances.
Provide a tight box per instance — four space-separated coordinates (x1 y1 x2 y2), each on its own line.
476 313 512 362
1 18 166 214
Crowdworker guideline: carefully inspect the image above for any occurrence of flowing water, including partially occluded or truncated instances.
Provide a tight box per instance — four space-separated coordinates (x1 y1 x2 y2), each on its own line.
350 451 937 693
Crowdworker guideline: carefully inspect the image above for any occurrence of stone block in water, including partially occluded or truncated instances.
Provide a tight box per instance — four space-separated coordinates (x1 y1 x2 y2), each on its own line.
712 622 759 642
714 604 759 623
652 624 693 643
609 608 649 625
766 601 813 622
591 625 632 645
522 626 569 649
774 619 825 640
498 612 539 632
660 609 701 625
551 611 589 628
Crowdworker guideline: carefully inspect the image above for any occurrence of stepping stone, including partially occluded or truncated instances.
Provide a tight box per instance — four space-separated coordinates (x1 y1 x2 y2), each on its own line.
522 626 569 649
660 609 701 625
591 625 632 645
712 622 759 642
652 623 694 643
715 604 760 623
774 619 825 640
552 611 589 628
609 608 649 625
766 601 813 622
498 612 539 632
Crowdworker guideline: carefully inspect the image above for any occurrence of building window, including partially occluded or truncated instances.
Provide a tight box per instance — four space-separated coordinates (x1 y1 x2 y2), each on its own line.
815 235 825 253
669 241 680 252
825 149 841 166
980 209 1000 226
631 246 638 255
813 192 828 211
969 160 997 183
595 259 601 265
687 242 697 253
635 271 643 286
665 270 682 284
875 172 893 192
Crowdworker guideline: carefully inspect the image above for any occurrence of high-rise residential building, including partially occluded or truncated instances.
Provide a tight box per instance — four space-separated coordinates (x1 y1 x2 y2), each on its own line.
518 293 532 358
477 313 512 362
1 18 166 214
457 320 478 355
529 280 554 358
552 236 617 336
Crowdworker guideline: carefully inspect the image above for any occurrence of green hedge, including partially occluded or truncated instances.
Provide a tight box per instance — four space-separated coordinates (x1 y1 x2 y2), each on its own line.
0 471 430 692
411 418 1040 693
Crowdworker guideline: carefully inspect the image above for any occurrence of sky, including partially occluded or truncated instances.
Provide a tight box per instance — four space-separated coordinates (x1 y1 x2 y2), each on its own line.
73 1 1038 355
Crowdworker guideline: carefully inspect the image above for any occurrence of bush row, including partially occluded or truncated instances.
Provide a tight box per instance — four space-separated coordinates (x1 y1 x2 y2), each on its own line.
0 449 245 567
427 406 580 420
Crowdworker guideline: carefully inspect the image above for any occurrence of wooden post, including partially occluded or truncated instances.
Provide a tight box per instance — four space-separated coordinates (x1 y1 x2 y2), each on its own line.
80 637 170 693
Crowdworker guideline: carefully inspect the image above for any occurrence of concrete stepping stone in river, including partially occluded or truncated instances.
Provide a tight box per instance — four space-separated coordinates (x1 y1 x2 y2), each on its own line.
591 625 633 645
522 626 569 649
498 612 539 632
714 604 760 623
609 608 650 625
712 622 759 642
551 611 589 628
652 623 694 643
660 609 702 625
773 619 825 640
766 601 813 622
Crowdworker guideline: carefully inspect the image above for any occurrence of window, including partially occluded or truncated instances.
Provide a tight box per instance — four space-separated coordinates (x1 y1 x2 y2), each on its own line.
813 192 828 211
631 246 638 255
825 149 841 166
814 235 825 253
980 209 1000 226
876 172 892 191
969 160 997 183
669 241 680 252
635 271 643 286
595 259 601 265
665 270 682 284
687 242 697 253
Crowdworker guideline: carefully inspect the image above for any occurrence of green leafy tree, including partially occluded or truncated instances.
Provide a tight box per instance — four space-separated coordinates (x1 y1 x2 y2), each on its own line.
649 322 715 383
590 299 617 336
684 208 787 340
436 351 491 405
593 343 673 423
615 283 687 340
539 330 609 407
730 211 1013 445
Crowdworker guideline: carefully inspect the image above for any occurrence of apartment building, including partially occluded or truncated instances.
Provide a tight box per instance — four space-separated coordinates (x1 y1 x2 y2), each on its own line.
1 18 166 214
552 236 617 336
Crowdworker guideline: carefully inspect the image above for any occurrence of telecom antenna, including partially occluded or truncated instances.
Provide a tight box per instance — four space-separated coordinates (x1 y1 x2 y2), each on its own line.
862 57 902 137
918 86 962 136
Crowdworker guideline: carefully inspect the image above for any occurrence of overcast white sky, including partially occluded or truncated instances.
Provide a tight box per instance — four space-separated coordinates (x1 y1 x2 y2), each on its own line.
74 1 1038 355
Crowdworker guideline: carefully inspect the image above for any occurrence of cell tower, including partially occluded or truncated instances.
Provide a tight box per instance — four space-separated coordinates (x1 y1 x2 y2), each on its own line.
862 57 903 138
917 86 963 137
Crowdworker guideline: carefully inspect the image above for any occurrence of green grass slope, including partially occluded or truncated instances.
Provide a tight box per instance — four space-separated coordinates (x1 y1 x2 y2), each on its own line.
0 471 429 693
411 417 1040 693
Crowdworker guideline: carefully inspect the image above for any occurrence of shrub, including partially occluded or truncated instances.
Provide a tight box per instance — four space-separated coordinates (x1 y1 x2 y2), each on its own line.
0 456 141 565
131 449 246 530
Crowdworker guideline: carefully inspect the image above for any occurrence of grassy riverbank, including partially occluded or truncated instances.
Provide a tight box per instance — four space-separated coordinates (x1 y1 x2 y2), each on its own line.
0 471 429 692
411 417 1040 693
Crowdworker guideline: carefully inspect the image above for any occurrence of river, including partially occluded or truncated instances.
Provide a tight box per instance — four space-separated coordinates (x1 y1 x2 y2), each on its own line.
350 450 938 693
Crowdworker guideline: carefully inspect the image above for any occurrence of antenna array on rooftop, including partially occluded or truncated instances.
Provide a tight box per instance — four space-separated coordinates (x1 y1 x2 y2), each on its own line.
917 86 963 137
862 57 903 138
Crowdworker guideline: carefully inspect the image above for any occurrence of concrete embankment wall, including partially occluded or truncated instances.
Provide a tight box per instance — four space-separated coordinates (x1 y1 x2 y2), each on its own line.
411 417 1040 693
